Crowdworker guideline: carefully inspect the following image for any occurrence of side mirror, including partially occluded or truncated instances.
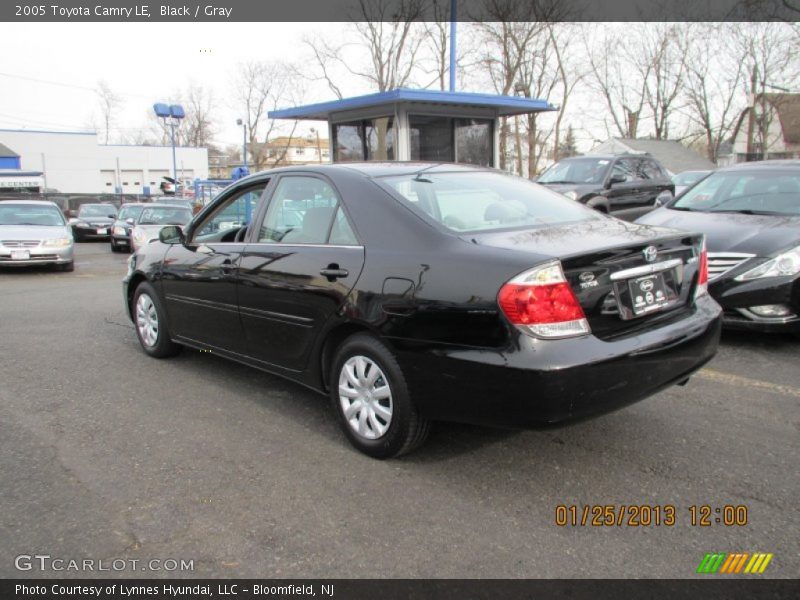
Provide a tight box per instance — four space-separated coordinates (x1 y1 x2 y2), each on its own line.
608 174 627 186
126 218 135 225
159 225 184 245
69 210 77 218
68 218 79 225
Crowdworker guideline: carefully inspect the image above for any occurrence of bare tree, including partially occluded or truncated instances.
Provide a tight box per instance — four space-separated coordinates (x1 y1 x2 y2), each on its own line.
233 60 304 170
682 24 745 162
182 84 217 148
733 22 800 158
637 23 688 140
304 0 428 95
584 24 648 140
473 0 574 170
95 80 123 144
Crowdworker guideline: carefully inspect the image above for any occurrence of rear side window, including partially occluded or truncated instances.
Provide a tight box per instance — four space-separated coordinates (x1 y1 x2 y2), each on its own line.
380 171 599 233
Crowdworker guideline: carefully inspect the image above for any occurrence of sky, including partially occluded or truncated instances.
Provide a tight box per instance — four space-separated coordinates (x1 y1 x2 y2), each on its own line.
0 22 348 146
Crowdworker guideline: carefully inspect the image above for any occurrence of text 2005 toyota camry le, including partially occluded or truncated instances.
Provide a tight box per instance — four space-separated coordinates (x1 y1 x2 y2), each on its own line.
123 163 721 458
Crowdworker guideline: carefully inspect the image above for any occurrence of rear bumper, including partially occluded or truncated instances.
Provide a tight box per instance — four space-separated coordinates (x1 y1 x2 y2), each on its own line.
394 295 722 429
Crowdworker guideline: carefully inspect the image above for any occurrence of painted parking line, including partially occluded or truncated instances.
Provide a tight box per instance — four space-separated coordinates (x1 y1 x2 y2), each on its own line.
697 368 800 399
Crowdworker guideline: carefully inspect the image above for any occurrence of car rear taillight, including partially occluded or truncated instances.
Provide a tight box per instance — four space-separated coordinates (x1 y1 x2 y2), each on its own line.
695 237 708 299
498 261 590 339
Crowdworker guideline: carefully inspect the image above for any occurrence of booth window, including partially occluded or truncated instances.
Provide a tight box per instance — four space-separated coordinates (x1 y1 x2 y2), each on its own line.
409 116 493 167
333 117 395 162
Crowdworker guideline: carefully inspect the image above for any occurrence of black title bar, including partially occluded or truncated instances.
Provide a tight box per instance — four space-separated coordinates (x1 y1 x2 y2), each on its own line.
2 0 799 22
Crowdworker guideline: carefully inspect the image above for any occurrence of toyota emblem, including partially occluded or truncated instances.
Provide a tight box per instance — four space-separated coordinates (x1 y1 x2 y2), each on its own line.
643 246 658 263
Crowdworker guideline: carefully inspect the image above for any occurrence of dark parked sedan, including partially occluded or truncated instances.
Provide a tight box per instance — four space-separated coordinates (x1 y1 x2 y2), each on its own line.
123 163 721 457
637 160 800 335
70 203 117 241
110 203 147 252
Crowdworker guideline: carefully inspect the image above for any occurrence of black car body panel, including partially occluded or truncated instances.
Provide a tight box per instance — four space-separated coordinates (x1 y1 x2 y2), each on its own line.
636 161 800 333
124 163 722 430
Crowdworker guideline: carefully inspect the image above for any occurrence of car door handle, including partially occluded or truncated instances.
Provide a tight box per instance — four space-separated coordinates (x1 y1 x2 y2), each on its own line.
220 258 236 272
320 265 349 281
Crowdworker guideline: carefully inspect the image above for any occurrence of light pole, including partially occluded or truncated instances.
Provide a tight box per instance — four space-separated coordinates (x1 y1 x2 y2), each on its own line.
153 103 185 184
236 118 248 174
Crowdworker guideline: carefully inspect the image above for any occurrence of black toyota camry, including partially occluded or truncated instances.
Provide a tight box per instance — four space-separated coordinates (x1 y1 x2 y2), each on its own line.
123 163 721 458
637 160 800 335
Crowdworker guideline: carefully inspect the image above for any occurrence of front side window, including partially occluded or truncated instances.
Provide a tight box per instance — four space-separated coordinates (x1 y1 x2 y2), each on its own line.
193 185 267 242
381 171 600 233
258 176 353 244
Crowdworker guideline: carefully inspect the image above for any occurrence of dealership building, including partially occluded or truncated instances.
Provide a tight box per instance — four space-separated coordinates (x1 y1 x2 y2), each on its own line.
0 129 209 194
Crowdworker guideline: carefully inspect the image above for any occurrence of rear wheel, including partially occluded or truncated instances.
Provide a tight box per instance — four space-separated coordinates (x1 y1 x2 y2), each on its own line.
132 282 181 358
330 333 430 458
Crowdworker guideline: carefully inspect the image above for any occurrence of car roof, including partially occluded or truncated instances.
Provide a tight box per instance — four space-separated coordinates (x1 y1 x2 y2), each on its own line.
228 162 497 185
141 203 191 209
0 199 60 207
720 159 800 171
556 153 650 162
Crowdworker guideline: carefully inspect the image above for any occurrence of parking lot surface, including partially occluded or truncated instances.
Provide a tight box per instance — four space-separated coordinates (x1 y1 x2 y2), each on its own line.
1 242 798 578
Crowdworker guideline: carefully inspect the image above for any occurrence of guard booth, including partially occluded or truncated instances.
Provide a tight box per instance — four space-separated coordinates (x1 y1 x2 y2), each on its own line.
268 88 555 168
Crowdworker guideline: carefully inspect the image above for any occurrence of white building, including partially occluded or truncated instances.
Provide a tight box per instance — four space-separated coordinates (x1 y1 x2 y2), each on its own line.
0 129 208 194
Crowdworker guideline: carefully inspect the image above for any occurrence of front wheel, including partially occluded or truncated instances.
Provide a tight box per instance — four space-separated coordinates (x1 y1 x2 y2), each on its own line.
132 282 181 358
330 333 430 458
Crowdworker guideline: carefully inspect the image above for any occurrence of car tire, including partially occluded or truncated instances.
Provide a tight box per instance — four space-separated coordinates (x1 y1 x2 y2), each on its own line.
58 261 74 272
586 196 609 213
330 333 430 458
110 240 119 252
132 281 181 358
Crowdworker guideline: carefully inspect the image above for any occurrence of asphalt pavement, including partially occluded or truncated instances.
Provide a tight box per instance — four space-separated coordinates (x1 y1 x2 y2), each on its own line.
0 242 797 579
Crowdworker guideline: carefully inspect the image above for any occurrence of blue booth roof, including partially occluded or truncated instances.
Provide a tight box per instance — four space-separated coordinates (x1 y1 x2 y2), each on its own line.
268 88 556 121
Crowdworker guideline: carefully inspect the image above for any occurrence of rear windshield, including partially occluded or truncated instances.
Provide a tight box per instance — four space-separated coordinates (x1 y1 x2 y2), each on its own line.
379 171 600 233
0 204 65 226
672 169 800 216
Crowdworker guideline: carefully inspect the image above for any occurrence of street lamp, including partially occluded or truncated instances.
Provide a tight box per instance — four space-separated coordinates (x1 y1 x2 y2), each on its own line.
153 103 185 184
236 118 248 174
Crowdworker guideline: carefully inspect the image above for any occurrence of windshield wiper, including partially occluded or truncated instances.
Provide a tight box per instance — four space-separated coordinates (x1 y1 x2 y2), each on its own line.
669 206 694 211
539 180 575 184
710 209 787 216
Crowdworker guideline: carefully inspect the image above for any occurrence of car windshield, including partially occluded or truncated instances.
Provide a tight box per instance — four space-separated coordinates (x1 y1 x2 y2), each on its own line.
137 207 193 225
0 204 65 226
672 169 800 216
672 171 709 186
380 171 600 233
118 205 144 220
79 205 116 218
537 158 612 185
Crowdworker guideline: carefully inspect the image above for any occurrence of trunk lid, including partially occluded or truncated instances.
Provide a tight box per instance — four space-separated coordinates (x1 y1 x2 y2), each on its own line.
465 218 704 340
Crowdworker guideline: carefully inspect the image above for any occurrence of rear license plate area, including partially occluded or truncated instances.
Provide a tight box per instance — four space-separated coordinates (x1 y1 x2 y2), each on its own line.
614 269 681 320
